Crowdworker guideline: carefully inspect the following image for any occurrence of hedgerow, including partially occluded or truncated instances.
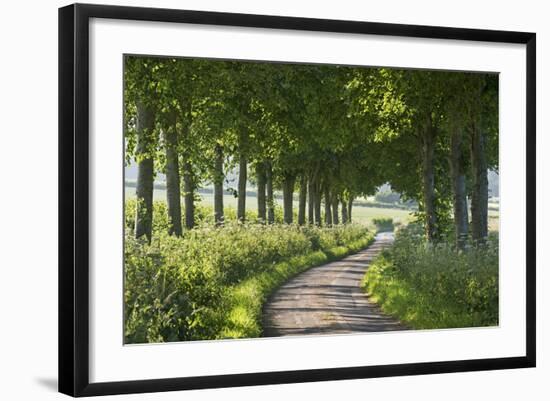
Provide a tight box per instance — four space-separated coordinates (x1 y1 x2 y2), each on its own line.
362 224 498 329
124 200 373 343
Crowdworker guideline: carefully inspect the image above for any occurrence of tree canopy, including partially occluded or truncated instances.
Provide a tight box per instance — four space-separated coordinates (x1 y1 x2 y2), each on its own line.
125 56 498 247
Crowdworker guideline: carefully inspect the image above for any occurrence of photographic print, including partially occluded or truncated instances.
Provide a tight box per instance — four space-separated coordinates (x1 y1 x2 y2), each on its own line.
123 56 499 344
59 4 535 395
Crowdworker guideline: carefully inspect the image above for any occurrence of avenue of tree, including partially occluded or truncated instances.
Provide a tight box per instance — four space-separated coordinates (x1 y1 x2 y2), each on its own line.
125 56 498 249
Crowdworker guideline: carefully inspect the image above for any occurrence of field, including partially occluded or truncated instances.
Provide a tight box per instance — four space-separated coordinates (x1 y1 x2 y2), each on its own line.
125 185 498 231
125 185 415 226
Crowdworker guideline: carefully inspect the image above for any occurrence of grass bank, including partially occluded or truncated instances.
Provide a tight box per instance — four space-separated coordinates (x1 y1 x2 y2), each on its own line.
221 233 375 339
361 225 498 329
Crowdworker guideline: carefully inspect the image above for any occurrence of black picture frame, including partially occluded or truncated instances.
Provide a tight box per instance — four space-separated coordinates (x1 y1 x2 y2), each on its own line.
59 3 536 397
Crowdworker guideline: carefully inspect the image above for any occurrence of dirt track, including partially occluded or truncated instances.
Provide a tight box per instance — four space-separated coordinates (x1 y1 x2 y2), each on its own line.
262 232 407 337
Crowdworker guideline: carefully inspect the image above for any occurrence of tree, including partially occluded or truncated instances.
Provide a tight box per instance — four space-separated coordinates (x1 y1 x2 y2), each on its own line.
298 174 307 225
123 55 498 248
313 176 322 226
213 144 224 224
332 194 340 225
153 60 186 237
237 132 248 223
443 73 471 249
449 112 469 248
282 173 296 224
347 68 448 241
403 71 448 242
419 114 438 240
162 110 182 236
266 161 275 224
308 177 314 224
347 196 353 223
341 197 348 224
324 185 332 226
469 74 498 244
256 162 267 222
134 100 156 241
124 57 160 242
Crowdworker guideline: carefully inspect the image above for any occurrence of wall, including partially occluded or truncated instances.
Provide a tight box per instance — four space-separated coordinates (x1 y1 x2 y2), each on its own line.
0 0 546 399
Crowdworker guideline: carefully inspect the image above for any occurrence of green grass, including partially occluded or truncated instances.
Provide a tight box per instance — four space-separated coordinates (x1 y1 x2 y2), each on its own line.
361 224 498 330
221 234 375 338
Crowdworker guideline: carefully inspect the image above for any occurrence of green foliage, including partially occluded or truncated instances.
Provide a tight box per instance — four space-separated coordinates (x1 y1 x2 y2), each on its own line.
125 215 373 343
123 55 500 341
374 190 401 204
362 224 498 329
125 199 287 233
221 233 375 338
125 55 498 244
372 217 394 232
124 235 224 343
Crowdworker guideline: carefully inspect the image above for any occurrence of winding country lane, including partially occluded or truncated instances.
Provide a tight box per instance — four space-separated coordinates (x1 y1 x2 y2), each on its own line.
262 232 408 337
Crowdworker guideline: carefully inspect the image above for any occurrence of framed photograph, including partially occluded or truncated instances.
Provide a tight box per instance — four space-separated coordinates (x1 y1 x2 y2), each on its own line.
59 3 536 397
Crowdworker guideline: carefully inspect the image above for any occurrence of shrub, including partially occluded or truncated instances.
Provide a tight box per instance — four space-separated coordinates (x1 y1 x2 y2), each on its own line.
372 217 394 232
374 190 401 204
124 211 373 343
124 234 225 343
124 199 287 235
362 224 498 329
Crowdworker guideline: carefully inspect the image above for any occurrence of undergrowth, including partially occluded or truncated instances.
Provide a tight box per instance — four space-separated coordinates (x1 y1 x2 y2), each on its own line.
362 224 498 329
124 200 374 343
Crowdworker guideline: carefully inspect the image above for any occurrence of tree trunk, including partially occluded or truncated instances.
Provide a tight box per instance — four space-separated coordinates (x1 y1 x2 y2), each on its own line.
324 187 332 226
134 100 155 242
266 161 275 224
182 161 195 230
450 123 469 249
421 121 437 241
213 144 224 225
256 163 267 223
282 174 295 224
298 174 307 225
237 153 247 222
347 197 353 224
470 121 488 244
307 177 314 224
163 110 182 237
332 194 339 225
341 198 348 224
314 181 321 226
